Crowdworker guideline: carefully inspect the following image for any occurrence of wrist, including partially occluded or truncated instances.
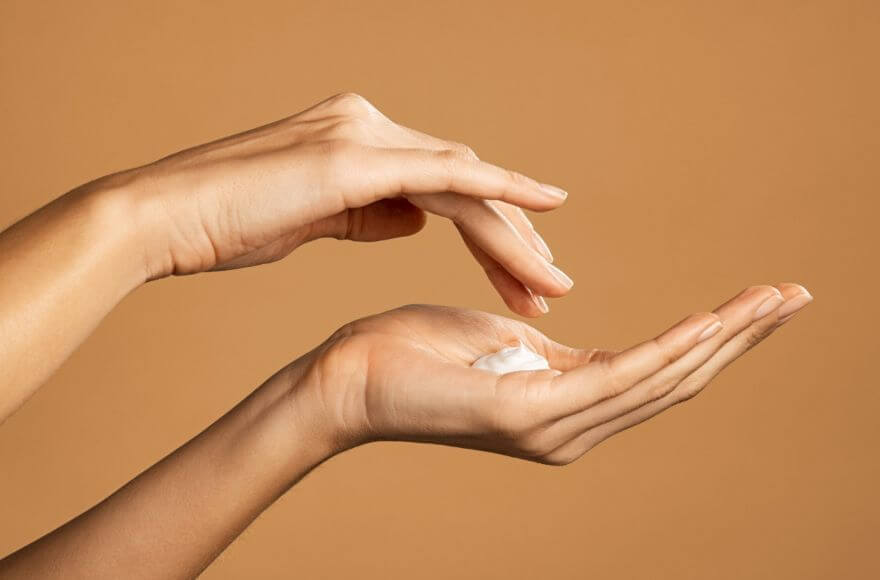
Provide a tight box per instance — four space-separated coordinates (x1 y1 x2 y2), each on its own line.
232 356 354 490
274 350 369 462
78 168 186 282
61 175 155 291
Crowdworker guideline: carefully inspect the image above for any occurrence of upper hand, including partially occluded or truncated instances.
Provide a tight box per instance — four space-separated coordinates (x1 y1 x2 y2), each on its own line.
103 93 571 316
292 283 812 464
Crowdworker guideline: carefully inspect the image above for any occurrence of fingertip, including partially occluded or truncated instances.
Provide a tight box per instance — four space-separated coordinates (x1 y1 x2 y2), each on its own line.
539 183 569 202
539 262 574 297
530 293 550 315
775 282 813 300
775 283 814 321
484 268 542 317
742 284 784 300
511 293 547 318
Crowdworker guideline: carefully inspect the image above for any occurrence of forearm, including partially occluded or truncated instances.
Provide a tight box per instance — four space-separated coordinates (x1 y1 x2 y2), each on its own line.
0 179 150 422
0 358 336 579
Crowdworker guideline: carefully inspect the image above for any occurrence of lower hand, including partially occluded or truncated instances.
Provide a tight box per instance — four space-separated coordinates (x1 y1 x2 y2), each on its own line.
287 283 812 464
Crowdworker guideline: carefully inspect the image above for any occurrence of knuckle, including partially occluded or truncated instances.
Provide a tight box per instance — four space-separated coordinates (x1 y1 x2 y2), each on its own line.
329 92 374 115
506 169 538 191
673 380 702 403
325 321 358 347
335 115 371 136
646 377 679 402
436 147 463 165
449 141 478 159
652 337 680 367
506 169 528 188
599 360 630 398
744 325 771 348
434 148 466 187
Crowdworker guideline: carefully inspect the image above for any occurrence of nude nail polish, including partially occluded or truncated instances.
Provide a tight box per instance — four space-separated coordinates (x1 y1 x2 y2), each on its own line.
776 291 813 319
539 183 568 200
532 294 549 313
545 262 574 289
753 295 785 320
697 320 723 343
532 230 553 262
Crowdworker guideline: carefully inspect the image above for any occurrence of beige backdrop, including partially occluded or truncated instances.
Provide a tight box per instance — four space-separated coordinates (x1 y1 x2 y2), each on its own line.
1 1 877 578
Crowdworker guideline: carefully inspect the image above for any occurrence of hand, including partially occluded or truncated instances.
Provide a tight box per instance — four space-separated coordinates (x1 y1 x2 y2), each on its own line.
291 283 812 464
100 93 571 316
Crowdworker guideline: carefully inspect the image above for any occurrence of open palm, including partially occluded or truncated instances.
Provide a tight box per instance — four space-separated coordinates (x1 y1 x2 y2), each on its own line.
308 283 811 464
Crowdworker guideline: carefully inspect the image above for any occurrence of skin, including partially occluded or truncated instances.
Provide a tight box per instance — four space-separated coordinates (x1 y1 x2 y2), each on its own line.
0 92 570 423
0 286 812 578
0 92 813 577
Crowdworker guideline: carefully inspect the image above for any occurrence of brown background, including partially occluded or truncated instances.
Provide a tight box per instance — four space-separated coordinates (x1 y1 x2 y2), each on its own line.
1 1 877 578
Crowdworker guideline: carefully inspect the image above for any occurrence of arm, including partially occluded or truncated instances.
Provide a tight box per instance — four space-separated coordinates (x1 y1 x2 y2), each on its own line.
0 92 572 423
0 184 146 421
0 353 335 579
0 284 812 578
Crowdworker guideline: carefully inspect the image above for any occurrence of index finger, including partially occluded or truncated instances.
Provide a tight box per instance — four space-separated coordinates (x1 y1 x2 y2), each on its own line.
361 146 568 211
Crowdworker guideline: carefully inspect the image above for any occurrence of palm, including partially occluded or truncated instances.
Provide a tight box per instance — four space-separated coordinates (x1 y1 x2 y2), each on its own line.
323 305 557 447
311 285 806 465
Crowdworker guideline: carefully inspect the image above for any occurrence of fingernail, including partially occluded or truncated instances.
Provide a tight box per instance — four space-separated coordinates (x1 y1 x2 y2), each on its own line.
539 183 568 200
545 262 574 289
531 293 549 313
697 320 723 343
776 290 813 319
532 230 554 262
753 294 785 320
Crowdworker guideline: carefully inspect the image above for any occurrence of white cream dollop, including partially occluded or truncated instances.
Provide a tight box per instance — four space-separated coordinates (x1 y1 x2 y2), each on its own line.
470 341 552 374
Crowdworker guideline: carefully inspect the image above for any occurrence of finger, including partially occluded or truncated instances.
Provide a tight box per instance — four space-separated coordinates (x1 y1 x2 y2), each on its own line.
547 285 784 416
494 202 554 262
306 198 427 242
359 146 568 211
342 198 427 242
386 130 559 299
458 229 548 317
544 284 811 463
396 125 479 160
365 126 558 296
774 282 814 324
660 283 812 402
546 313 724 411
546 285 789 439
414 192 572 297
455 204 555 312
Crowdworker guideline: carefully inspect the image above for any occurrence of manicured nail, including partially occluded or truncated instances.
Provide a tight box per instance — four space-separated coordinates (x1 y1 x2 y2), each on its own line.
532 230 554 262
753 294 785 320
697 320 723 343
539 183 568 200
776 290 813 319
545 262 574 289
531 293 549 314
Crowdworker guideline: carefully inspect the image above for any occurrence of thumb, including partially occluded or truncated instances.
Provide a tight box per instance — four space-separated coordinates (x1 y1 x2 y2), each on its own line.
312 198 427 242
